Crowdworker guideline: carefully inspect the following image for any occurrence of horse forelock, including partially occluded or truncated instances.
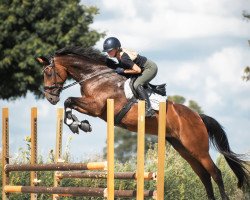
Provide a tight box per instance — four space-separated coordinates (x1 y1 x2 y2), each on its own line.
55 46 106 65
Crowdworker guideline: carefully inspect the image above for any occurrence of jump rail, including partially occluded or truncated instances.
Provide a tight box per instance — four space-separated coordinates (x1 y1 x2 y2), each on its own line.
1 99 167 200
55 171 157 180
5 162 107 172
4 186 156 198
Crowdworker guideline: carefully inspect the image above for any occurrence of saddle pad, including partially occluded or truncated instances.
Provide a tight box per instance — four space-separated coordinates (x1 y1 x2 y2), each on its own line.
124 79 167 110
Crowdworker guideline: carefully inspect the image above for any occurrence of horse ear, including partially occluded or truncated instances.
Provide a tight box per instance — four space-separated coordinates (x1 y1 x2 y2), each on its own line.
35 56 50 65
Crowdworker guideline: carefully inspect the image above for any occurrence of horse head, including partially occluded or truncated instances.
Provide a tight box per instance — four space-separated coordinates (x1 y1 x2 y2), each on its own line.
36 46 124 108
36 55 67 105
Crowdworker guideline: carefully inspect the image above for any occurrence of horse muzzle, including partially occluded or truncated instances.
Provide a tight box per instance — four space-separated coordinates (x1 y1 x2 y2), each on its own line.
44 90 60 105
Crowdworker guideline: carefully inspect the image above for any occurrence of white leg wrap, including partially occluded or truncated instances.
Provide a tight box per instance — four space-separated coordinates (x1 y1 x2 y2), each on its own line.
66 118 73 125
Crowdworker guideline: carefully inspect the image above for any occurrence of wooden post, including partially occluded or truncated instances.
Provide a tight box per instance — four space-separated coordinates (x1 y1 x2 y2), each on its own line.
55 171 156 180
53 108 64 200
2 108 9 200
137 100 145 200
107 99 114 200
156 102 166 200
30 107 38 200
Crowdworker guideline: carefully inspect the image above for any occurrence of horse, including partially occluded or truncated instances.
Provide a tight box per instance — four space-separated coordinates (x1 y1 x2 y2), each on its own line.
36 46 249 200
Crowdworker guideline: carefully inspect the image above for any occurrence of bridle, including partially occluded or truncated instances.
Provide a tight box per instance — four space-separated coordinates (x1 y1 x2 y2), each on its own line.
43 58 115 96
43 60 65 97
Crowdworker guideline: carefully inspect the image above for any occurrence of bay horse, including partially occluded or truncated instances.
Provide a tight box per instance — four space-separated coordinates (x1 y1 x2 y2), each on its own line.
36 46 249 200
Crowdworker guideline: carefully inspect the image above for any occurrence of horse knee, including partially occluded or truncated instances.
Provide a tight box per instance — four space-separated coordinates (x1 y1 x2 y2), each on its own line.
64 97 73 108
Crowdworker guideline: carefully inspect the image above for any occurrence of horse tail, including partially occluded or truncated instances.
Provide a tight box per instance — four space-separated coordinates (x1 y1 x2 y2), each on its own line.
200 114 250 188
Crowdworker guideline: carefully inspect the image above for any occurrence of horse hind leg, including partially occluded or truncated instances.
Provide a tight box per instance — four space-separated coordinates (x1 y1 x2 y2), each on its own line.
166 137 216 200
199 154 229 200
177 131 229 200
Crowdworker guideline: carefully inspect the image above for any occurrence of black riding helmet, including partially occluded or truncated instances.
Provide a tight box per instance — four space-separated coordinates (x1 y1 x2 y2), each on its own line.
103 37 121 52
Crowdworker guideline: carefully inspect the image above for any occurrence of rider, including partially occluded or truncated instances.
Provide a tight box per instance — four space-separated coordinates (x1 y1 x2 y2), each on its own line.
103 36 158 117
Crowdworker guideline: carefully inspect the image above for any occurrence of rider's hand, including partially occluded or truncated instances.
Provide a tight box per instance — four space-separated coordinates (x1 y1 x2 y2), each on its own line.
115 67 125 74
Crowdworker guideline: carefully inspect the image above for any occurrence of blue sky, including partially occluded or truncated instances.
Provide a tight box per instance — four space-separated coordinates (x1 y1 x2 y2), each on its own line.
0 0 249 161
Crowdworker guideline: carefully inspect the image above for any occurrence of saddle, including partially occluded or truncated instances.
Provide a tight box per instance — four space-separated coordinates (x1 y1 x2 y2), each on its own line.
115 77 167 126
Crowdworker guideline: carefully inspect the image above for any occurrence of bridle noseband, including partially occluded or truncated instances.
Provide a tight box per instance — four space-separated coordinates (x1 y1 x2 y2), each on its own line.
43 59 64 97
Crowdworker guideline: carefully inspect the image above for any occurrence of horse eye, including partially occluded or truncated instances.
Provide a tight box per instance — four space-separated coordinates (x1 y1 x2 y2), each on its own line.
43 67 53 76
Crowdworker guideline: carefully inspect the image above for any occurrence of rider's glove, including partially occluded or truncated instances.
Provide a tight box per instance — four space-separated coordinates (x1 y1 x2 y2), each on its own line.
115 67 125 74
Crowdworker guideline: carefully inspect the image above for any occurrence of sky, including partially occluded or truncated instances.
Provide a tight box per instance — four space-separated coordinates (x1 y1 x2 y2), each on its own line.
0 0 250 162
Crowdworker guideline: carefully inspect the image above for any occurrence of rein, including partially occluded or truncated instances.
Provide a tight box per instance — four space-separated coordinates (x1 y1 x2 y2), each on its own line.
44 65 114 95
61 68 114 91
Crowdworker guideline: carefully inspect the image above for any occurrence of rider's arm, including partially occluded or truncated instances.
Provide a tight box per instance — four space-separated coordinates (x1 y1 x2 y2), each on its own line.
124 64 141 74
120 53 142 74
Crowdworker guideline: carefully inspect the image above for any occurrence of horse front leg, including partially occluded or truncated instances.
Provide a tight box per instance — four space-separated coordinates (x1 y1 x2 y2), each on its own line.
64 97 95 134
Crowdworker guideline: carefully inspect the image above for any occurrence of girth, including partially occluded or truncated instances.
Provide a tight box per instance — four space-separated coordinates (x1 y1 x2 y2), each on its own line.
114 96 137 126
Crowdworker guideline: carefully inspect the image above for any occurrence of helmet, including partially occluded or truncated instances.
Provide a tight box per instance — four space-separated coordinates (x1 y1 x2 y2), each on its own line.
103 37 121 52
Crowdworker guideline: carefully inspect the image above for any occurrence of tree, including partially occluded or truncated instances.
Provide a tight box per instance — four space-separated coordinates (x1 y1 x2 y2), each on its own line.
103 127 157 163
168 95 185 104
242 66 250 81
0 0 104 100
243 10 250 19
242 11 250 81
168 95 204 114
188 100 204 114
2 144 247 200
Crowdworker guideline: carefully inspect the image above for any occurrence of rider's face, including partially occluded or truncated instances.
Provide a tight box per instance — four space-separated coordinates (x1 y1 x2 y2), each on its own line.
107 49 117 57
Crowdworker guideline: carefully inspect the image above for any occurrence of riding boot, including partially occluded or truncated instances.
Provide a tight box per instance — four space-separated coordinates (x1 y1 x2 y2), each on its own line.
136 84 156 117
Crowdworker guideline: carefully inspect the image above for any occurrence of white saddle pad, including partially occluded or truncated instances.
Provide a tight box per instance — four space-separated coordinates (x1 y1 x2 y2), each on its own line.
124 79 167 111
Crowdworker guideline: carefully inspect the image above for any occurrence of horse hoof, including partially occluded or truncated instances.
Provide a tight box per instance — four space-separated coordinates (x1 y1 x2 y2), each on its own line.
79 120 92 132
69 122 79 134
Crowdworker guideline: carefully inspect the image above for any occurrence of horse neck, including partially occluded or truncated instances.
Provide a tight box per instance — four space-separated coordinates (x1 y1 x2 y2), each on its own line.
56 55 109 82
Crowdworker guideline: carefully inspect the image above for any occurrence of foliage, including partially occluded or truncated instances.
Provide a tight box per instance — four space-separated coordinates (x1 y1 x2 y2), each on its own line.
0 0 104 100
168 95 204 114
243 11 250 19
168 95 186 104
215 156 250 200
103 127 157 163
188 100 204 114
242 11 250 82
1 141 249 200
242 66 250 81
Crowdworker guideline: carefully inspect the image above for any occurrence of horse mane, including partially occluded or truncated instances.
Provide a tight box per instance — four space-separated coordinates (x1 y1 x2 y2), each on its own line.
55 46 107 64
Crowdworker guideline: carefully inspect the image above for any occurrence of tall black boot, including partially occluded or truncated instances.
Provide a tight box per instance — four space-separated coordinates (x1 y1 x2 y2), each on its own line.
136 85 156 117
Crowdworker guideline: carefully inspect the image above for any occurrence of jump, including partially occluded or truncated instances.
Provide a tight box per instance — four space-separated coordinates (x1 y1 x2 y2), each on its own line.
36 45 250 200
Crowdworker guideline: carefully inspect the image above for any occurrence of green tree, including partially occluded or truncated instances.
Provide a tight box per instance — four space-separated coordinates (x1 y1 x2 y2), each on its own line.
243 11 250 81
103 127 157 163
243 10 250 19
1 142 248 199
242 66 250 81
188 100 204 114
168 95 185 104
0 0 104 100
169 95 204 113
